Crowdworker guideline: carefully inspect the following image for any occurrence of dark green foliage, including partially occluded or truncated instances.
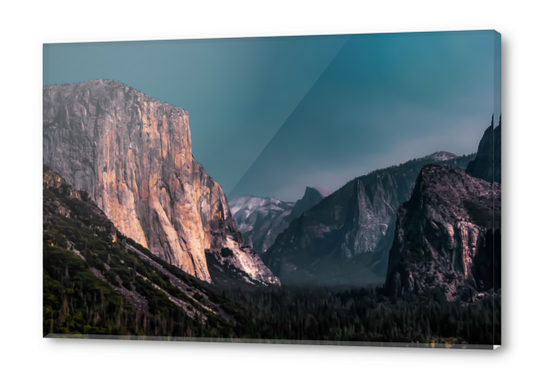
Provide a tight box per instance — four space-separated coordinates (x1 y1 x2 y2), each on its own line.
43 167 500 346
223 286 500 345
43 247 136 336
43 172 236 339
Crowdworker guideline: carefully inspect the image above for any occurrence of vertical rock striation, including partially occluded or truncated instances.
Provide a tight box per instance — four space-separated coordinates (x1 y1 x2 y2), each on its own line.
43 79 278 285
262 152 474 286
385 165 501 301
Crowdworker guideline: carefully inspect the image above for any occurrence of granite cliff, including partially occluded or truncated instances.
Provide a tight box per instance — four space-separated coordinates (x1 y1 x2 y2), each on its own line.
262 152 474 286
43 79 278 286
385 165 501 301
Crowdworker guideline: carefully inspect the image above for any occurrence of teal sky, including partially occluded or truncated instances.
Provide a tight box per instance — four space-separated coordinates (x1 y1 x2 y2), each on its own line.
44 30 501 201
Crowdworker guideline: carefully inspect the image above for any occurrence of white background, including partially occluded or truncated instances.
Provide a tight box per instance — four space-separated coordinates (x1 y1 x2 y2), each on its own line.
0 1 540 378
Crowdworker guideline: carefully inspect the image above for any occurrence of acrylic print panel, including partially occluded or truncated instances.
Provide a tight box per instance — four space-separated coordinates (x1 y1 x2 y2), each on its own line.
42 30 501 349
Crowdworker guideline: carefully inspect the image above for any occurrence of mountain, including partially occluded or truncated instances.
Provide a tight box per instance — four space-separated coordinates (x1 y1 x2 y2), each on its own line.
424 151 458 161
43 165 499 345
262 152 475 286
385 165 501 302
466 115 501 183
43 165 239 336
289 186 332 220
229 195 295 255
229 186 331 255
43 79 278 286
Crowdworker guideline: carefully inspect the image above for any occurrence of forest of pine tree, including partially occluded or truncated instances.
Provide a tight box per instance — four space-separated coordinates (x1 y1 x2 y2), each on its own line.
43 166 500 348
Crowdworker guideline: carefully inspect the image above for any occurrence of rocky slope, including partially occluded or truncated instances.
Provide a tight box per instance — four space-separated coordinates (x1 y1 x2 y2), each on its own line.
262 152 474 286
43 164 117 241
385 165 501 302
466 115 501 183
229 186 331 255
43 166 500 344
43 79 278 285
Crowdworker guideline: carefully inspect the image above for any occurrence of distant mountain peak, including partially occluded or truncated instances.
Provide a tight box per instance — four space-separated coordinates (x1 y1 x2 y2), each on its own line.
289 186 330 221
306 186 332 198
262 153 476 286
229 187 331 256
422 151 458 161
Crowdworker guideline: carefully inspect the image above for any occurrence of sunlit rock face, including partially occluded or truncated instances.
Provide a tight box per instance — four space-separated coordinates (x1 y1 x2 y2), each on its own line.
385 165 501 302
43 79 279 285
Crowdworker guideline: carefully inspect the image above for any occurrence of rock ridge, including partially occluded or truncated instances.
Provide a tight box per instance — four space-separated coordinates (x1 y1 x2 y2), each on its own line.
385 164 501 301
262 153 475 285
43 79 278 285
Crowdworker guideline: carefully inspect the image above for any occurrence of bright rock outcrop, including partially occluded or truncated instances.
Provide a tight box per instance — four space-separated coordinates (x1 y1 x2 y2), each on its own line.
43 79 278 285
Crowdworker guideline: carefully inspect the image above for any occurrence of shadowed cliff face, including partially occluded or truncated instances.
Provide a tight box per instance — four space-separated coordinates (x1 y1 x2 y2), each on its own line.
262 153 474 286
466 116 501 183
385 165 501 302
43 79 278 285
